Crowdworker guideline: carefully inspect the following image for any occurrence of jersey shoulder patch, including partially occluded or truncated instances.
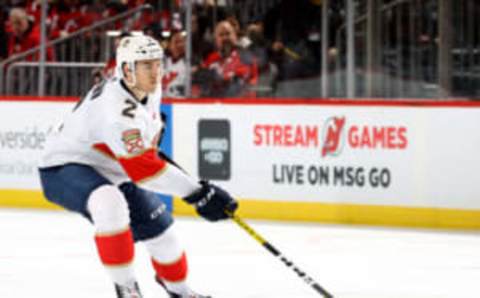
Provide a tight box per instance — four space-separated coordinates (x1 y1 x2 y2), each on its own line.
121 129 145 154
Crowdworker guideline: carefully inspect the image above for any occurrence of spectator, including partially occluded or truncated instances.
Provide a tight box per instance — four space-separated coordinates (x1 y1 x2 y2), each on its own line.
263 0 321 80
225 15 249 48
132 5 161 32
245 21 269 71
244 20 278 96
0 5 8 60
190 12 213 66
196 20 257 97
56 0 97 38
142 22 163 42
162 30 188 98
7 7 54 60
25 0 60 39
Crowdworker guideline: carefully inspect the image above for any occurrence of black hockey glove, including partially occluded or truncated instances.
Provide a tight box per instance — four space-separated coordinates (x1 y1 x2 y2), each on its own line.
183 180 238 222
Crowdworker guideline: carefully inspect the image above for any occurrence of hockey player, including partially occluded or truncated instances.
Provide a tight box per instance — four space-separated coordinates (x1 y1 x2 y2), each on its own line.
38 34 238 298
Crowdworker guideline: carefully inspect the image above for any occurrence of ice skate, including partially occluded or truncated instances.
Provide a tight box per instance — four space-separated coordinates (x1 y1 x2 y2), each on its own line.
114 281 143 298
156 276 212 298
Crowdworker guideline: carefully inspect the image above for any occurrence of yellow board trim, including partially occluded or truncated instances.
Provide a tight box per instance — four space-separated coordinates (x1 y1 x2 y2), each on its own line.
2 189 480 230
0 189 61 210
174 197 480 230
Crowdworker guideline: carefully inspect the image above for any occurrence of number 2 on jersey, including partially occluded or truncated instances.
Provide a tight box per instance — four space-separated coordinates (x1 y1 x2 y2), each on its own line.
122 99 137 118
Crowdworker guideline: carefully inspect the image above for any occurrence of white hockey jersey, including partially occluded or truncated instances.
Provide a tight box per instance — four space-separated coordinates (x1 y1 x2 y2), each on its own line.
40 78 199 197
162 55 187 98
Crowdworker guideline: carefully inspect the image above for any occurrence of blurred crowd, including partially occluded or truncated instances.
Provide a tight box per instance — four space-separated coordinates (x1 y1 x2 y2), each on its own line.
0 0 326 98
0 0 165 61
157 0 324 98
2 0 478 99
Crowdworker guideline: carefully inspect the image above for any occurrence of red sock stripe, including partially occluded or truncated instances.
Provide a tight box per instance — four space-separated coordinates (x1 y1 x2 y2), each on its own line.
95 229 134 266
152 252 188 282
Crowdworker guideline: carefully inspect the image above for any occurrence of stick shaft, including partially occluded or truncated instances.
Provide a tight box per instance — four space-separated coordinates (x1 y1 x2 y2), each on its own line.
229 213 334 298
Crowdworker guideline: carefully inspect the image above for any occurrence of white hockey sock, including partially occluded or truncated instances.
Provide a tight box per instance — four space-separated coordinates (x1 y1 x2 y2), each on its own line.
88 185 136 286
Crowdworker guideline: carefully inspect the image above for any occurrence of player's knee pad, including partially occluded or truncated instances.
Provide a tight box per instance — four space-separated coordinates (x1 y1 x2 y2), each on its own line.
87 185 130 233
143 225 183 262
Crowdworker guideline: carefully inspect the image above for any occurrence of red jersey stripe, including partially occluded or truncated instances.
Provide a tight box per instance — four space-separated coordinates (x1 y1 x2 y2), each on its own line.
93 143 116 159
151 252 188 282
94 229 134 266
118 148 167 182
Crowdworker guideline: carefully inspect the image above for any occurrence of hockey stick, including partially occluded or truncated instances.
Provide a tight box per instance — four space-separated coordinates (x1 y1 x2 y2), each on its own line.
156 153 335 297
227 211 334 298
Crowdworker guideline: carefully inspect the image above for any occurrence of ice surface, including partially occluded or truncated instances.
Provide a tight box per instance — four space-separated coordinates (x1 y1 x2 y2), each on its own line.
0 209 479 298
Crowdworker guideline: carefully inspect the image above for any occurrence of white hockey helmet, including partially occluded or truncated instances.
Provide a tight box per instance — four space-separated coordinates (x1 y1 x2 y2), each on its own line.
115 34 164 80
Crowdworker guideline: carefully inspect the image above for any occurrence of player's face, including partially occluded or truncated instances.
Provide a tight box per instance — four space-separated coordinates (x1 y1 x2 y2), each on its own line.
134 59 162 93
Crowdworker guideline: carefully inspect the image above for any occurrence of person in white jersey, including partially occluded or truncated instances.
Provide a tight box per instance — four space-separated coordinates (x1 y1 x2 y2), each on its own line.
38 34 238 298
162 30 188 98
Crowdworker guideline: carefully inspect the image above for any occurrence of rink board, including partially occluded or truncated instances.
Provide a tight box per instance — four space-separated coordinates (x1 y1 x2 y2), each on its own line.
170 99 480 229
1 97 480 229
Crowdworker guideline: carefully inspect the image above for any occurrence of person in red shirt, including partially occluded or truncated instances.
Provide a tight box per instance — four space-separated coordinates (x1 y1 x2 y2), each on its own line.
25 0 60 39
198 20 257 97
7 7 54 61
56 0 99 38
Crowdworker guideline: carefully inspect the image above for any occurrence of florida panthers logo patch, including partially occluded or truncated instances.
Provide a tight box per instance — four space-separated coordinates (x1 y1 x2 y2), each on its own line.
122 129 144 154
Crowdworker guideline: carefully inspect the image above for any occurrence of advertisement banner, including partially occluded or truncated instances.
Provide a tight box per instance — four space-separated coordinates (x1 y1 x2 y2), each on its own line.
172 103 480 210
0 99 174 211
0 101 73 189
2 98 480 228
